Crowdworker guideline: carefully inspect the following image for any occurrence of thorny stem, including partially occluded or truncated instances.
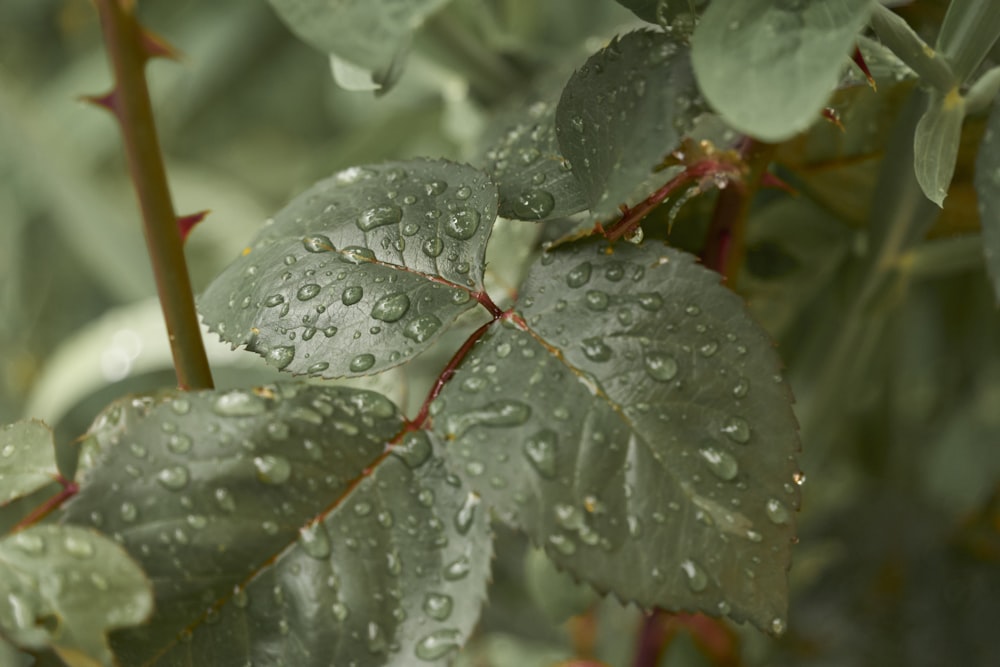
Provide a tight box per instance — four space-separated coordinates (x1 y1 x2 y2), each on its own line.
11 475 79 533
91 0 213 390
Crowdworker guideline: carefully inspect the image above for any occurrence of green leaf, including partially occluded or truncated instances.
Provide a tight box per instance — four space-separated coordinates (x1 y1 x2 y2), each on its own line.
555 30 704 216
691 0 875 142
936 0 1000 84
914 88 965 207
0 525 153 666
481 100 589 221
200 160 498 379
615 0 707 27
868 4 956 94
266 0 449 91
1 420 59 506
432 240 800 633
61 384 491 666
975 94 1000 299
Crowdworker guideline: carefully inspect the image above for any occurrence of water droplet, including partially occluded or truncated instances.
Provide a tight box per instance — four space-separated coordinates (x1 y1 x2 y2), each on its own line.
581 337 612 362
454 493 480 535
13 532 44 555
770 617 787 636
570 115 585 132
512 190 555 219
186 514 208 529
341 286 364 305
212 391 266 416
720 416 751 444
357 205 402 231
253 455 291 485
548 534 576 555
120 502 138 522
699 340 719 357
732 377 750 398
585 290 609 311
644 351 678 381
765 497 790 524
415 629 462 661
443 554 471 580
699 447 739 481
266 345 295 370
422 593 453 621
264 294 285 308
349 353 376 373
170 398 191 415
157 465 190 490
298 520 332 559
297 284 321 301
367 621 387 654
426 180 447 195
422 237 444 257
444 209 481 239
566 262 592 288
680 558 708 592
215 487 236 512
303 235 335 252
261 520 279 535
685 304 701 316
404 314 443 343
446 399 531 437
371 292 410 322
64 535 95 559
331 601 349 621
392 431 432 469
166 433 193 455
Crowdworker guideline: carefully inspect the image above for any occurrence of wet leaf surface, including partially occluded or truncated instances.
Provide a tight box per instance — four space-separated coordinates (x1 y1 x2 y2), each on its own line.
0 420 59 506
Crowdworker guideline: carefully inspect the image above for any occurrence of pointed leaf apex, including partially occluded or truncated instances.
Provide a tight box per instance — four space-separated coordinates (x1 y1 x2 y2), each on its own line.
139 27 182 62
178 210 210 242
80 90 120 115
760 172 797 195
852 45 878 92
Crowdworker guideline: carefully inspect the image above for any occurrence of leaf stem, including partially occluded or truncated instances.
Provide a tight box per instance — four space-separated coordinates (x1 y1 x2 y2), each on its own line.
91 0 213 391
11 475 79 533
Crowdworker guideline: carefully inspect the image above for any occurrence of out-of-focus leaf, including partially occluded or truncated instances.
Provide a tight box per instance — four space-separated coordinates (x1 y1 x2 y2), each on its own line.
692 0 875 142
0 525 153 666
481 100 589 221
0 420 58 506
432 240 801 633
454 633 572 667
615 0 707 28
524 547 598 624
0 636 32 667
915 88 965 207
200 160 498 379
936 0 1000 84
975 95 1000 299
267 0 449 90
868 3 955 93
61 383 491 666
556 30 704 216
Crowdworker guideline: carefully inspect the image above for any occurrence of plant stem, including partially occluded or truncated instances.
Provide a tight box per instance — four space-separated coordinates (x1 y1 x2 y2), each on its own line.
11 476 79 533
92 0 213 391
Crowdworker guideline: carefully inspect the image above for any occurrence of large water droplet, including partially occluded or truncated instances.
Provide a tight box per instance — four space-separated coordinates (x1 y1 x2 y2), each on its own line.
422 593 453 621
699 447 739 481
394 431 433 468
254 455 291 485
404 314 443 343
303 235 335 253
415 629 462 661
454 493 480 535
367 621 387 654
266 345 295 370
680 558 709 592
349 353 376 373
443 554 471 580
720 416 751 444
422 237 444 257
445 400 531 437
644 351 678 382
212 391 266 416
357 205 402 231
296 284 321 301
299 521 332 560
341 286 364 306
13 532 44 555
167 433 193 455
371 293 410 322
120 501 138 522
512 190 555 219
566 262 592 288
157 465 190 490
444 209 481 239
581 337 612 362
585 290 609 311
765 497 790 524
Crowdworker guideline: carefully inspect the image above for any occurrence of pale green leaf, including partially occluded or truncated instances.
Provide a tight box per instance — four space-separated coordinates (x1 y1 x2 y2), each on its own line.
615 0 707 28
1 420 59 506
975 95 1000 299
200 160 498 379
62 384 490 666
936 0 1000 84
692 0 875 141
481 100 588 221
555 30 704 216
267 0 448 90
914 88 965 207
0 525 153 666
432 240 800 633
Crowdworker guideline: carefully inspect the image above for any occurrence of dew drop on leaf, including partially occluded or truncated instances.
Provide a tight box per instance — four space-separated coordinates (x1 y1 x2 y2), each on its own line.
443 209 481 239
422 593 453 621
253 455 291 485
370 292 410 322
341 286 364 306
720 416 751 444
302 234 335 253
156 465 190 490
585 290 610 311
680 558 709 592
415 629 462 661
394 431 433 469
349 353 376 372
356 205 403 232
699 446 739 481
296 283 321 301
212 390 267 417
63 534 95 559
453 492 480 535
298 521 333 560
581 337 613 362
512 190 556 219
422 237 445 257
643 351 678 382
12 532 44 555
443 554 471 580
331 601 349 621
266 345 296 370
566 261 592 288
120 501 138 522
765 497 791 525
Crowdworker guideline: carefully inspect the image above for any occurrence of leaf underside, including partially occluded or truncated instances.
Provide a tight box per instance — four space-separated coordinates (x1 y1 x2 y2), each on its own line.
431 240 801 633
556 30 705 217
0 525 153 666
691 0 875 142
975 98 1000 300
199 159 498 380
61 384 491 666
0 420 60 506
914 89 964 207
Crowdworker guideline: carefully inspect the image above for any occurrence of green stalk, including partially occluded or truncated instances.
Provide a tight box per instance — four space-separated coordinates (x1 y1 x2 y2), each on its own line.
92 0 213 390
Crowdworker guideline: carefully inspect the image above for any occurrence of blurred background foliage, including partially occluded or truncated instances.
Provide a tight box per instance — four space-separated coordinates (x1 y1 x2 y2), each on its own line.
1 0 999 665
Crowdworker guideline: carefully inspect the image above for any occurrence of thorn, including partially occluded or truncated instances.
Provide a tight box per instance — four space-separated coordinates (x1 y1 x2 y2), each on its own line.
761 172 797 195
140 26 183 63
852 45 877 92
177 210 210 242
80 89 119 114
821 107 846 132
